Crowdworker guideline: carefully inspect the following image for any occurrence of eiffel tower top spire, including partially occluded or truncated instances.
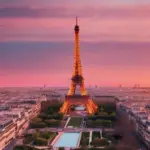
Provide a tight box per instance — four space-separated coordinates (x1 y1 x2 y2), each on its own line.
75 17 79 33
76 17 78 25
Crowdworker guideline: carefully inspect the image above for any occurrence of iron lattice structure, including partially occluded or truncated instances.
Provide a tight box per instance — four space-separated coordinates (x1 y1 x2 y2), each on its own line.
60 18 98 114
68 17 87 96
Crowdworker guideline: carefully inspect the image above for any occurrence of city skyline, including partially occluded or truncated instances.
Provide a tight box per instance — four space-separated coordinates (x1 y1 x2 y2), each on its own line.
1 0 150 87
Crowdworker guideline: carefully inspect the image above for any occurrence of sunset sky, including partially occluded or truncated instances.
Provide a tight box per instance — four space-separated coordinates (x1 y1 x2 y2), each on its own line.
0 0 150 87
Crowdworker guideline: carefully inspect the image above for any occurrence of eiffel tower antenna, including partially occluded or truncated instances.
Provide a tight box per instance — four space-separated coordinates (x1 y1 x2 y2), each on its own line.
76 17 78 25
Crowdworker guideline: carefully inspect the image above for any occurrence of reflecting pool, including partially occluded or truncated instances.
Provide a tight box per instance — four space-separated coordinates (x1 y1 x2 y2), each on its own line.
54 132 80 147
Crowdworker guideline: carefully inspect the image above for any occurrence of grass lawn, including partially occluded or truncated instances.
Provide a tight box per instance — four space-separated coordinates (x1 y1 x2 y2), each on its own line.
67 117 82 127
80 132 90 146
23 131 58 146
92 131 100 141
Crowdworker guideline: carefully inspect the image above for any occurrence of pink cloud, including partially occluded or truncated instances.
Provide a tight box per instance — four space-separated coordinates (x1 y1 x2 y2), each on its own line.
1 66 150 87
0 4 150 42
1 17 150 42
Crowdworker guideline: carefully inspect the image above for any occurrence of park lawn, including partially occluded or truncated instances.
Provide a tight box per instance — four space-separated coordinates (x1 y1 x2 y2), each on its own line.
34 131 57 146
86 119 112 128
23 131 58 146
13 145 39 150
92 131 100 141
91 132 109 147
40 131 57 141
30 103 64 129
80 132 90 146
23 133 34 144
67 117 82 127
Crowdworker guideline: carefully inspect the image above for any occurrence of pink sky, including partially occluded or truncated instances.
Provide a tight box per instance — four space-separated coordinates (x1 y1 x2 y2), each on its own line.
0 0 150 87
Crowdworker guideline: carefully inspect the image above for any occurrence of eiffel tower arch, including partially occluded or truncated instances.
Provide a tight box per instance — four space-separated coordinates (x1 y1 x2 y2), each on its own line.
60 18 98 114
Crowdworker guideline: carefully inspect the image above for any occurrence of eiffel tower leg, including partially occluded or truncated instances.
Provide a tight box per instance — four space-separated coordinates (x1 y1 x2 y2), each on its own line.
68 81 76 96
80 82 87 95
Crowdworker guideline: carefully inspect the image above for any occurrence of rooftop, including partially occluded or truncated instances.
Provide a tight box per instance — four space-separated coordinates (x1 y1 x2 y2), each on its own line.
0 117 13 126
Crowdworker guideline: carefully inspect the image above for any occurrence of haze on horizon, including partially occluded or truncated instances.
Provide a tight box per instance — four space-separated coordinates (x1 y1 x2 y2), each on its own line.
0 0 150 87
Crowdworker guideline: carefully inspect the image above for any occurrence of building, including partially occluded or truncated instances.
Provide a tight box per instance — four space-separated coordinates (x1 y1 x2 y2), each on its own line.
0 99 41 149
120 101 150 148
0 118 16 150
136 115 150 148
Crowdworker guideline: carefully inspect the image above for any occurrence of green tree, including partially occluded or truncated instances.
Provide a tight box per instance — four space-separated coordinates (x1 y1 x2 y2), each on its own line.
30 122 46 128
90 139 109 147
59 147 65 150
34 137 48 146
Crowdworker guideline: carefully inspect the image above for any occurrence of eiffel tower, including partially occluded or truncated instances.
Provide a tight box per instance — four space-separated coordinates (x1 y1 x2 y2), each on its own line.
60 18 98 114
68 17 87 96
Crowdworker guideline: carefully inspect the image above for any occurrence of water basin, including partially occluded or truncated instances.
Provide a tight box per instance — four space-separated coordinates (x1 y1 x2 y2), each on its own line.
75 106 85 111
54 132 80 148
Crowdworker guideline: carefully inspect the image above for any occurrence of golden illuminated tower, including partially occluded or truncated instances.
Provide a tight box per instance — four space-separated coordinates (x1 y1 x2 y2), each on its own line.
60 18 98 114
68 17 87 96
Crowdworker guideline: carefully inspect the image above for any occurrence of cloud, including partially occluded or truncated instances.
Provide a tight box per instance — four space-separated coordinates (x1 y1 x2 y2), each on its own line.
0 5 150 19
1 1 150 87
0 6 69 18
0 0 150 6
1 4 150 42
1 16 150 42
0 41 150 86
0 41 150 73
